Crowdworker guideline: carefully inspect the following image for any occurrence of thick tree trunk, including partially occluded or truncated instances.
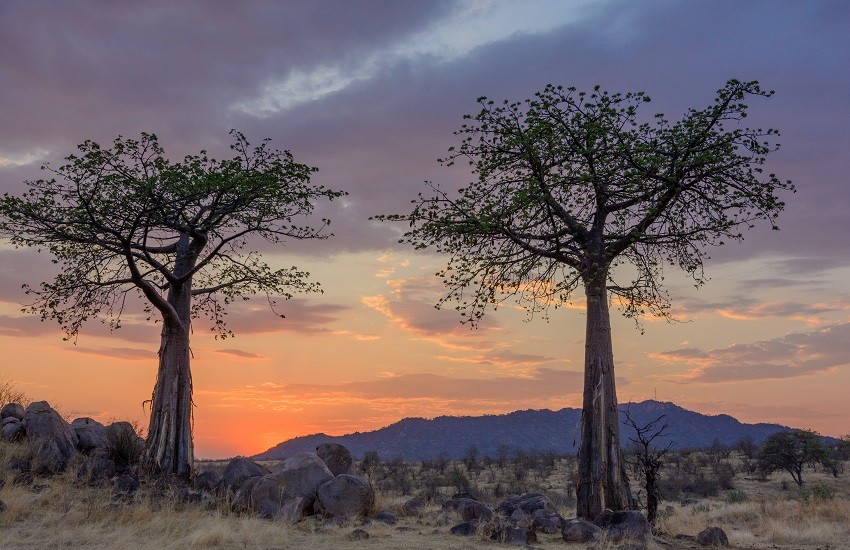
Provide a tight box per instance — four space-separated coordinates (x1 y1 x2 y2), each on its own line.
145 234 195 479
146 319 193 479
576 272 632 519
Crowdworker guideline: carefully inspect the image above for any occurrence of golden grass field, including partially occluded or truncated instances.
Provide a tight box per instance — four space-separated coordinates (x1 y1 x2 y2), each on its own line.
0 438 847 550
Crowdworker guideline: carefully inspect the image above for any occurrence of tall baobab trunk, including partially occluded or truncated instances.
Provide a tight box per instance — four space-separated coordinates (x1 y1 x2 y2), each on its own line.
146 235 195 479
576 269 631 518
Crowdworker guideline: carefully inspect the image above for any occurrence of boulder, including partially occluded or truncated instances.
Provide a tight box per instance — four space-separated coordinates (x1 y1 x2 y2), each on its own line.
218 457 269 495
316 443 355 476
449 521 477 536
231 476 264 513
249 453 333 519
496 493 557 517
532 509 566 534
24 401 78 474
698 526 730 547
266 452 334 498
442 497 492 521
72 418 108 455
594 509 651 543
0 403 24 421
316 474 375 519
193 470 219 492
503 526 537 545
562 518 602 542
277 496 312 523
1 418 24 442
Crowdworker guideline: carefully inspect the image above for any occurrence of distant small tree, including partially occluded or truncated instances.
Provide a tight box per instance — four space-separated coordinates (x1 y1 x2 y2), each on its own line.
622 409 672 525
736 435 757 460
462 444 480 474
757 430 831 487
359 450 383 480
433 451 449 474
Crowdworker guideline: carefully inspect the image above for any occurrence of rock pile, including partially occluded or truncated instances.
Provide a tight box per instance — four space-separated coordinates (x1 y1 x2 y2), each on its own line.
443 491 656 547
2 401 144 480
207 444 375 523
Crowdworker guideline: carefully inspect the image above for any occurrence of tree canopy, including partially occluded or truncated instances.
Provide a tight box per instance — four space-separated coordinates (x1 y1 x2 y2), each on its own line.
0 131 344 339
758 429 832 487
380 79 793 324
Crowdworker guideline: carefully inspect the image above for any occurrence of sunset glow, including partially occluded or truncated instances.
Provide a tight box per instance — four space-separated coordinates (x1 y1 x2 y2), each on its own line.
1 1 848 458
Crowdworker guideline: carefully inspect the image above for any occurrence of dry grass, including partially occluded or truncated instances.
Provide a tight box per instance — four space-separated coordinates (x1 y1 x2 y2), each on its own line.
0 442 847 549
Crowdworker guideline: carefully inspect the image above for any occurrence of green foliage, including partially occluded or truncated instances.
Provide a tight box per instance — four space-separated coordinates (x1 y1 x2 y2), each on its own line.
726 489 747 503
375 79 792 326
0 131 346 339
800 481 835 502
757 429 832 487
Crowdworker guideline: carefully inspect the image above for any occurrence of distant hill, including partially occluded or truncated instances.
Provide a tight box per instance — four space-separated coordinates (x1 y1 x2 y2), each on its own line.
253 400 793 461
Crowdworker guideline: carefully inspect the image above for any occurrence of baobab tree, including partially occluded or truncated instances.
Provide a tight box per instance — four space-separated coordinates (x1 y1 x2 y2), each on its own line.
0 131 345 478
376 80 792 518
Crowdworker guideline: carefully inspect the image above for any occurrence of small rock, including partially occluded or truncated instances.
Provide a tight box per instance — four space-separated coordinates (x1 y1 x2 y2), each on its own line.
0 403 24 421
345 528 370 541
371 511 397 525
1 418 24 442
450 521 477 536
532 509 566 534
504 526 537 545
402 495 426 515
0 500 6 513
698 526 729 547
443 497 492 521
563 518 602 542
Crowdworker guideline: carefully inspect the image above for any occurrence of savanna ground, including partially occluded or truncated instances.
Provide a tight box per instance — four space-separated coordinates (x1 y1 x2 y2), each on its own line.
0 435 847 550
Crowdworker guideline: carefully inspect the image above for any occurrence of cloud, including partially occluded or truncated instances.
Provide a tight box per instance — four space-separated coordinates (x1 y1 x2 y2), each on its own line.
672 295 850 324
234 0 601 116
65 346 155 361
652 322 850 383
200 366 585 411
196 298 349 336
0 147 49 168
216 349 265 359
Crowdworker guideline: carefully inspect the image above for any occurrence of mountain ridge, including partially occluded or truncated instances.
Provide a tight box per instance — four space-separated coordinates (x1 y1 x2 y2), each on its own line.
252 400 794 461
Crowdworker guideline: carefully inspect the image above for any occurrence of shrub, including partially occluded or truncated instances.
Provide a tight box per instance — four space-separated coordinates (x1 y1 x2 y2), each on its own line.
726 490 747 503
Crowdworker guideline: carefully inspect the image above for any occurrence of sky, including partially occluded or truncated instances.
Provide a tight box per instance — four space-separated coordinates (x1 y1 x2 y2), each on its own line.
1 0 848 458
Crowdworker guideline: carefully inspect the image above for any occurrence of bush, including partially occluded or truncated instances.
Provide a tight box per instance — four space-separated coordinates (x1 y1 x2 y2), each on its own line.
726 490 747 503
800 482 835 502
105 422 144 472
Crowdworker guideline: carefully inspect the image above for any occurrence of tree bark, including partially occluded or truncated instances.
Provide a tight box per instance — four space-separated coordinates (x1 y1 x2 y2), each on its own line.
145 235 195 479
576 270 631 519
